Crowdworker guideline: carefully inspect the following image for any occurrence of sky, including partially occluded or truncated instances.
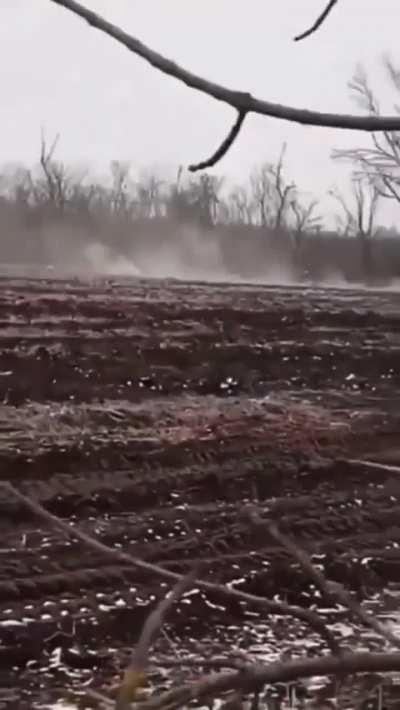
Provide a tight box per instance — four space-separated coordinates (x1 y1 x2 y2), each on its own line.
1 0 400 226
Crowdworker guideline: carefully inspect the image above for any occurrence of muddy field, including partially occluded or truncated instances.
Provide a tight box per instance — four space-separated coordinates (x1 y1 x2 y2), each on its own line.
1 275 400 708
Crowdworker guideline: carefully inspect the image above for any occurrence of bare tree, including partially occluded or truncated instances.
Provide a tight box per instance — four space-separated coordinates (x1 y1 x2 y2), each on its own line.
288 193 322 279
197 173 224 226
225 185 254 225
333 61 400 205
249 164 273 228
0 164 34 209
48 0 400 172
107 164 166 221
166 170 223 227
135 171 165 220
35 130 78 213
22 130 91 220
249 144 295 229
109 160 132 216
330 175 380 281
290 194 322 246
271 144 296 230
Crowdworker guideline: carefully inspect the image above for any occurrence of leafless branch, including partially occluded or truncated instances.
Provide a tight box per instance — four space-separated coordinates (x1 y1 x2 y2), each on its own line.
272 143 296 229
290 196 321 239
348 67 379 116
246 508 400 650
12 478 400 710
249 144 296 229
48 0 400 171
40 128 60 204
383 55 400 95
133 653 400 710
333 141 400 205
378 174 400 201
1 481 339 653
116 568 199 710
153 656 249 672
226 185 254 225
37 129 78 211
188 110 247 172
334 62 400 206
329 177 379 240
40 128 59 166
294 0 339 42
339 457 400 476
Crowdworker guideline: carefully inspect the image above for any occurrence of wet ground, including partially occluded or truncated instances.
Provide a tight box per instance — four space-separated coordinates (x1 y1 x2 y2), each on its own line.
1 275 400 707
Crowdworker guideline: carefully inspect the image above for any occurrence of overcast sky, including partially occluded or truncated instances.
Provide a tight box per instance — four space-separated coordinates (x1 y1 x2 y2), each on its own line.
1 1 400 225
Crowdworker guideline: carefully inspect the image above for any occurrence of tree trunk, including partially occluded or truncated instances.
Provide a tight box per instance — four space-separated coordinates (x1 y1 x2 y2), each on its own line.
360 235 374 285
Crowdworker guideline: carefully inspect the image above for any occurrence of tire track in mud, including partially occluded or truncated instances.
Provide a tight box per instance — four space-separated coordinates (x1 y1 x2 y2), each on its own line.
0 276 400 705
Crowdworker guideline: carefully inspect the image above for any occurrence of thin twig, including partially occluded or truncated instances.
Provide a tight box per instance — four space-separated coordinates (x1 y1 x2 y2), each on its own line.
188 110 247 172
0 481 339 652
340 458 400 476
294 0 339 42
153 656 249 671
48 0 400 175
134 570 199 671
1 481 339 653
116 568 199 710
245 507 342 655
85 689 114 709
246 508 400 650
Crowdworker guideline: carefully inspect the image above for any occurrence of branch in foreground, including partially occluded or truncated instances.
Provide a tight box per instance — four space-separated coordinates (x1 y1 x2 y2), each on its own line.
133 652 400 710
116 568 199 710
1 481 339 654
188 110 247 172
48 0 400 172
247 509 400 650
341 457 400 476
294 0 339 42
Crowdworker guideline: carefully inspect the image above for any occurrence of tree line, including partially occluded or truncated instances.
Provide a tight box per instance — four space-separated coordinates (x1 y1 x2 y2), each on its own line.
1 62 400 284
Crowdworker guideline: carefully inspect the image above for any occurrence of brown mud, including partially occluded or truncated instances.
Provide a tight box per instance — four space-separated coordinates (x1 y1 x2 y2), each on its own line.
0 275 400 707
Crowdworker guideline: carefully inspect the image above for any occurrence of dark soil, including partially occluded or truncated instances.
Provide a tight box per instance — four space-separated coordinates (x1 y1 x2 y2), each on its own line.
1 275 400 708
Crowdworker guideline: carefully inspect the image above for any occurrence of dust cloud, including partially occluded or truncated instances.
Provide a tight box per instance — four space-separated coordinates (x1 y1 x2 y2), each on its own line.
1 222 400 291
78 226 298 286
78 234 400 291
69 227 296 286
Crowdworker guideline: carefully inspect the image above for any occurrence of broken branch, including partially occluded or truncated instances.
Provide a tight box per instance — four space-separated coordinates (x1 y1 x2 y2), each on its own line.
1 481 339 653
116 568 199 710
133 652 400 710
48 0 400 171
246 508 400 650
188 110 247 172
294 0 339 42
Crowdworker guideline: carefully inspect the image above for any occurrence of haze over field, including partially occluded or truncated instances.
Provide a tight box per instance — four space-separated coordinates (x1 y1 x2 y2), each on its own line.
1 2 400 285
